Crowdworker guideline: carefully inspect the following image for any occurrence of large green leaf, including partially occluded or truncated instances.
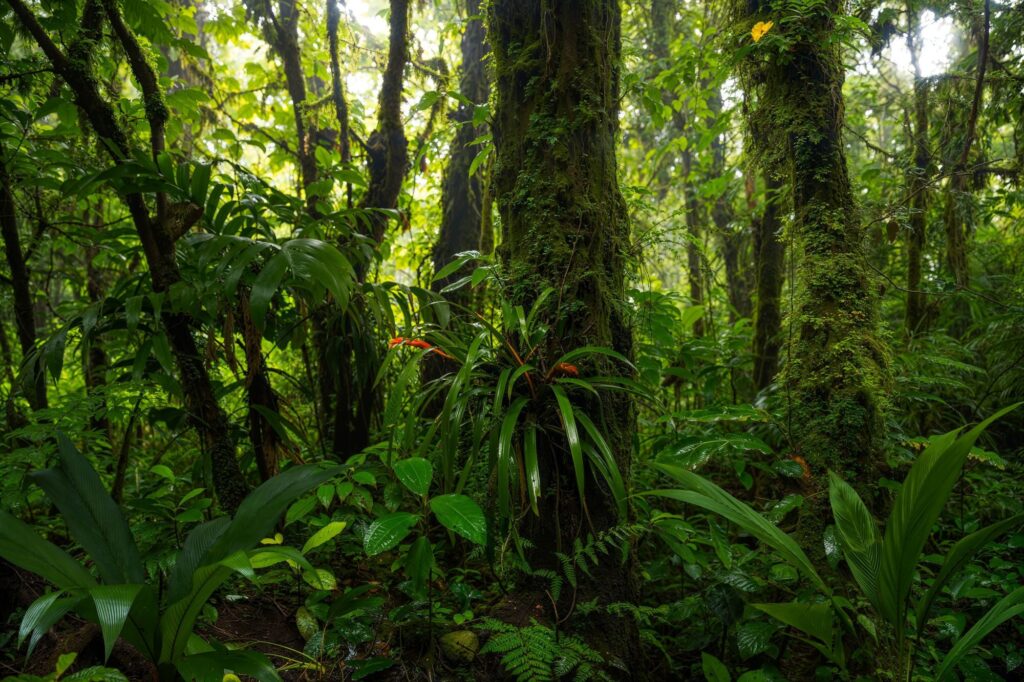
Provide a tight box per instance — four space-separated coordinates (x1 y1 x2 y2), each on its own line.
176 646 282 682
301 521 347 555
550 384 585 501
206 464 341 566
429 494 486 545
91 584 142 661
880 404 1019 633
364 512 419 556
496 396 528 520
160 556 239 663
828 472 882 615
19 592 80 658
915 513 1024 628
30 434 144 585
651 465 828 594
701 652 731 682
393 457 433 497
166 518 230 604
0 510 97 592
935 586 1024 681
751 602 833 649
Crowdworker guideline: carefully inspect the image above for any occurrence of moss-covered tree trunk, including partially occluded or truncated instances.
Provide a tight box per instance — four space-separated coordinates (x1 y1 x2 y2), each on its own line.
739 1 887 498
752 174 785 390
490 0 640 668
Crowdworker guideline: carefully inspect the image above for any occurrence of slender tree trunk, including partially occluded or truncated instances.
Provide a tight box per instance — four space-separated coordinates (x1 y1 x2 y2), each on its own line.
710 93 750 322
0 154 46 410
752 174 785 390
490 0 641 669
329 0 410 459
431 0 490 302
84 240 113 444
942 0 989 299
7 0 249 512
904 5 931 335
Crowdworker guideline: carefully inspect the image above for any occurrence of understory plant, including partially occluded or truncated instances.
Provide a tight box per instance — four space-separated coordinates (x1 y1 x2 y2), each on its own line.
650 404 1023 680
0 435 341 681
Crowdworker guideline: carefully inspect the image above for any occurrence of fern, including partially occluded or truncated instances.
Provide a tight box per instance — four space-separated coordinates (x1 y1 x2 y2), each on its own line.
478 618 613 682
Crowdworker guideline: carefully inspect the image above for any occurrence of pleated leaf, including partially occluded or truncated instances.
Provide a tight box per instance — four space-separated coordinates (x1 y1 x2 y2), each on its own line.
91 584 143 661
935 586 1024 681
915 513 1024 627
652 464 828 594
828 472 882 615
0 510 96 592
30 433 144 585
880 404 1020 633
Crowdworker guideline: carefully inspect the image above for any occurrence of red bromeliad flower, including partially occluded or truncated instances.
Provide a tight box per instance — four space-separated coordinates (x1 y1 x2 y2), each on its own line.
790 454 812 480
387 337 455 361
550 362 580 378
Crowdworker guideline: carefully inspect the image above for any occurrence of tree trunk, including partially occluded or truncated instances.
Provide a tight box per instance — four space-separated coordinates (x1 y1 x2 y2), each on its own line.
710 93 750 322
7 0 249 512
738 0 887 514
943 0 989 297
490 0 641 669
752 174 785 391
328 0 410 459
904 6 932 335
430 0 490 303
0 153 46 410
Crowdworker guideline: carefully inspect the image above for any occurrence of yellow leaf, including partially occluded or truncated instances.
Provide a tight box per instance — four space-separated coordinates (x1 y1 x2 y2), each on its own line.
751 21 774 43
259 532 284 545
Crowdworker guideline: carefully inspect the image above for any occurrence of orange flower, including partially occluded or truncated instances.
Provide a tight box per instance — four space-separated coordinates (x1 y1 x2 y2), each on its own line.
551 363 580 378
387 337 455 361
790 454 811 480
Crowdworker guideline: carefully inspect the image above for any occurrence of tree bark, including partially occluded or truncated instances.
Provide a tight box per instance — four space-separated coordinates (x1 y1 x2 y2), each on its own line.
752 174 785 391
710 93 751 322
7 0 249 512
328 0 410 459
430 0 490 303
737 0 887 515
0 153 46 410
490 0 641 669
942 0 989 296
904 15 930 336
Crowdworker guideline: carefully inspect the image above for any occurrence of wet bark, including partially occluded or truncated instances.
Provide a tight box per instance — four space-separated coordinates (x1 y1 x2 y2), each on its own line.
490 0 641 670
0 153 46 410
903 6 932 335
710 94 750 322
752 174 785 391
430 0 490 303
942 0 989 298
7 0 249 512
328 0 410 459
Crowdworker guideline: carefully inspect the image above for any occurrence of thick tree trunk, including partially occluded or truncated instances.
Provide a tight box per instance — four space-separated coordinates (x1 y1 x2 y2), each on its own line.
738 0 887 547
490 0 641 669
0 155 46 410
7 0 249 512
752 174 785 391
